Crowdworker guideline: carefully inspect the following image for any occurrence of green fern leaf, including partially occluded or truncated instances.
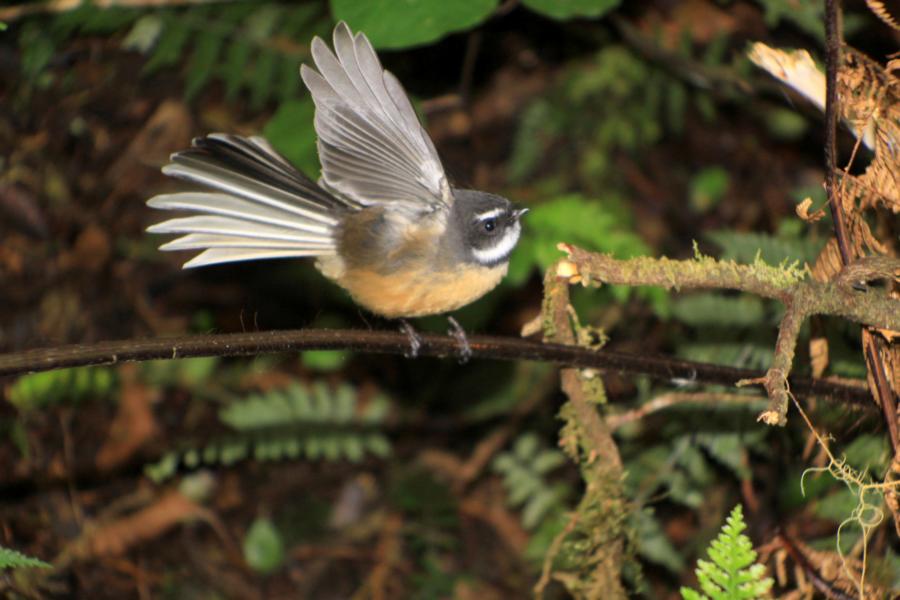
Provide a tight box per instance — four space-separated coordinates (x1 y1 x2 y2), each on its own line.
143 14 190 74
706 229 821 266
0 547 51 570
185 30 224 100
9 367 116 410
680 505 773 600
493 433 571 531
146 382 392 482
671 294 765 328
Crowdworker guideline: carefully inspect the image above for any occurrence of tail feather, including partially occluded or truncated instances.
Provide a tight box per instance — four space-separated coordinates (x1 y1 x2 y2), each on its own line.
183 247 327 269
147 134 347 268
159 234 334 251
147 194 334 237
148 215 335 244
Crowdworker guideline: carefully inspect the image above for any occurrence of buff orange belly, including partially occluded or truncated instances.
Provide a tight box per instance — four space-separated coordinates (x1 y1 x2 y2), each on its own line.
334 263 508 318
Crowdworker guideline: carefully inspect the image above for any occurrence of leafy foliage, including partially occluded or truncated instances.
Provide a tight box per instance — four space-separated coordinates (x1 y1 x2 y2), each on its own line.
243 517 286 575
689 167 730 212
145 382 391 482
16 2 329 110
493 433 570 530
680 505 773 600
330 0 497 49
9 367 117 411
0 546 51 570
263 99 320 178
633 508 685 574
754 0 866 42
133 2 329 108
671 294 765 329
508 42 725 192
509 194 649 283
522 0 620 20
508 193 669 314
706 225 822 267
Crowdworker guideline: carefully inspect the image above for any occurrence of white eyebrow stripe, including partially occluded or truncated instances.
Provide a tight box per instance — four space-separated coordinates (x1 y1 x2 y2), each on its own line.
475 208 505 221
472 221 521 264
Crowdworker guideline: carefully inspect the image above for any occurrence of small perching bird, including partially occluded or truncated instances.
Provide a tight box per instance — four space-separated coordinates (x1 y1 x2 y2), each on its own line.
146 22 526 332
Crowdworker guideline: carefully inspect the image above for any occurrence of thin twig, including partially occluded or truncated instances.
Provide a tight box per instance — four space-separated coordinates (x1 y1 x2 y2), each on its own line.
0 328 874 408
605 392 767 431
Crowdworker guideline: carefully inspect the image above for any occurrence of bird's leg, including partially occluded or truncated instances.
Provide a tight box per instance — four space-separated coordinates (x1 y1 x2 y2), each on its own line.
398 319 422 358
446 316 471 364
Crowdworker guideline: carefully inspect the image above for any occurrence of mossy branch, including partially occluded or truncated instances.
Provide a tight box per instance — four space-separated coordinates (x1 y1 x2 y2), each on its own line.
536 266 628 599
556 244 900 425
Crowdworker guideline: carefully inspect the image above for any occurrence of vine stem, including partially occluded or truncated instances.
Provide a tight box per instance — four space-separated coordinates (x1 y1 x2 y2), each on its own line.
0 328 874 408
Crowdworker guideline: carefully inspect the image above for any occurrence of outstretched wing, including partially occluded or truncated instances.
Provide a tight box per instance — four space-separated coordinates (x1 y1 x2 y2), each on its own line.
301 21 450 212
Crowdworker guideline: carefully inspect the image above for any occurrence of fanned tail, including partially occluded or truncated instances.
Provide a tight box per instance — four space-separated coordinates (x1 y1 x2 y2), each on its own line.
147 134 353 268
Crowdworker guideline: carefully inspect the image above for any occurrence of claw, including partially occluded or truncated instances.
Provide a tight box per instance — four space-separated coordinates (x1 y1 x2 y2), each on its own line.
399 319 422 358
447 316 471 364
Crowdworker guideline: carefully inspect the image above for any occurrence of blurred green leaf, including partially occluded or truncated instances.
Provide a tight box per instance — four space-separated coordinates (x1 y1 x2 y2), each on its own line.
185 30 224 100
19 24 55 82
672 294 765 328
678 342 773 370
842 434 890 472
494 433 571 531
9 367 116 410
766 106 808 141
301 350 347 372
220 39 253 101
264 99 320 178
689 167 729 212
0 546 51 570
523 0 619 20
121 14 164 53
633 508 685 574
330 0 498 49
249 49 279 110
243 517 285 575
707 228 822 266
143 15 189 74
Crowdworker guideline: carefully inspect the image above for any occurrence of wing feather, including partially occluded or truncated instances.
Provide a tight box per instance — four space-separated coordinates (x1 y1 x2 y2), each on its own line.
301 21 449 211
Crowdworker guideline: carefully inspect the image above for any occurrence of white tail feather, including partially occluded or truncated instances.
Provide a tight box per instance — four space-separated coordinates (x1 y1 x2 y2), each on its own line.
147 134 347 269
149 193 333 236
183 247 325 269
161 161 338 226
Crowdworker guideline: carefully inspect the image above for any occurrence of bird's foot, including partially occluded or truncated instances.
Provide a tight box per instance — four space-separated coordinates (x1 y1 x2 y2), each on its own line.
399 319 422 358
447 316 471 364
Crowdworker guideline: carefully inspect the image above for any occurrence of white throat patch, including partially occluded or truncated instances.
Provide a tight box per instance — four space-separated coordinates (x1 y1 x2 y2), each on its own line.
472 221 521 265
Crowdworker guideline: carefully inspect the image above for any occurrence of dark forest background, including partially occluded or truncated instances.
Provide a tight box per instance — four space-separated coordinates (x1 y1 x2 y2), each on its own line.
1 0 899 598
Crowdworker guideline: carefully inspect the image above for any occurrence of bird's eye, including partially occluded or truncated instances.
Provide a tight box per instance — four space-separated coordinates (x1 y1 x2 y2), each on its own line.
483 218 497 232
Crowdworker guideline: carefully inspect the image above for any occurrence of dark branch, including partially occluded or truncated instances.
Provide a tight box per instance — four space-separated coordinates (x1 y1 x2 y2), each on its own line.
0 328 873 409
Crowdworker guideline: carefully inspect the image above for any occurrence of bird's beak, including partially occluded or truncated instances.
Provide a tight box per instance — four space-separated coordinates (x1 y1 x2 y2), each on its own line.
514 208 529 220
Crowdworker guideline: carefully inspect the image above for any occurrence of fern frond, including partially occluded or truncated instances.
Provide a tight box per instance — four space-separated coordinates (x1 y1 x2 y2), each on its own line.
493 433 570 530
0 546 51 570
680 505 773 600
671 294 765 328
706 230 822 267
9 367 117 410
146 382 392 482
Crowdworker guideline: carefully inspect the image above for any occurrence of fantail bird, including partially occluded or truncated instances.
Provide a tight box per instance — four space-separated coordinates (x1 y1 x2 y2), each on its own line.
146 21 527 321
